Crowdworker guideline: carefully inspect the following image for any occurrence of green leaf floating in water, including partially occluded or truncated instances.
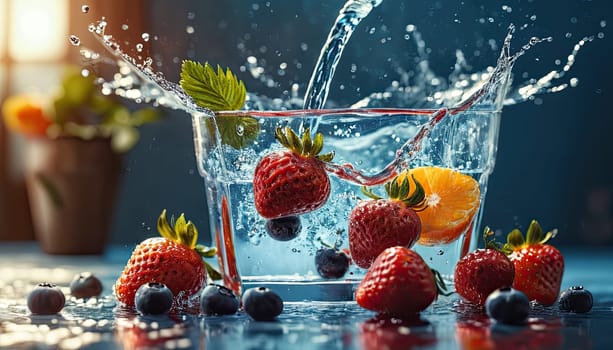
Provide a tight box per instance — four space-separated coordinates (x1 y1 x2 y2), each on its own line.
180 60 259 149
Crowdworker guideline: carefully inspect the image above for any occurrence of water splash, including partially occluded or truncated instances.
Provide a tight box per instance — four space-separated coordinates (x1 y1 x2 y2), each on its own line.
302 0 383 110
79 10 595 187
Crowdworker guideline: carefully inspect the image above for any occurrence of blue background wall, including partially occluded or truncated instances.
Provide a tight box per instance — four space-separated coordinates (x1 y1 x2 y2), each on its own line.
101 0 612 246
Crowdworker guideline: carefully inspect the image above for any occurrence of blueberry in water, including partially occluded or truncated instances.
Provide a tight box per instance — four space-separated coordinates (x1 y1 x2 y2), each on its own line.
559 285 593 313
265 216 302 241
200 284 239 316
70 272 103 299
315 248 350 279
27 283 66 315
242 287 284 321
485 287 530 325
134 282 174 315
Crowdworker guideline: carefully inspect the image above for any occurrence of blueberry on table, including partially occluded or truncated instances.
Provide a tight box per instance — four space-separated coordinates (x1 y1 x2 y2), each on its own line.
70 272 103 299
134 282 174 315
559 285 593 313
265 216 302 241
200 284 240 316
27 283 66 315
242 287 284 321
485 287 530 325
315 248 350 279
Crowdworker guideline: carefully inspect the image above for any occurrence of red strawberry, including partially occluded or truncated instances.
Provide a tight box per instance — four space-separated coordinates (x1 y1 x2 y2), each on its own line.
253 127 334 219
115 210 219 307
355 246 448 318
454 230 515 305
349 172 427 269
500 220 564 306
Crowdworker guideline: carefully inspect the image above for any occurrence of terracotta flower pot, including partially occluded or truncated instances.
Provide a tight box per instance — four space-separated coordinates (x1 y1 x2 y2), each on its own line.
24 136 122 255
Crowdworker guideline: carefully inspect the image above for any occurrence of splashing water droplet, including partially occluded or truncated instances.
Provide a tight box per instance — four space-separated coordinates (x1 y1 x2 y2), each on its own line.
142 33 150 42
81 5 89 13
81 69 90 77
136 43 143 52
186 26 195 34
236 125 245 136
69 35 81 46
437 250 444 256
121 24 129 30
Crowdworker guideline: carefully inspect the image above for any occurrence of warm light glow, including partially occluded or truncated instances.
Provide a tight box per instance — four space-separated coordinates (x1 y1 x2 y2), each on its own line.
0 4 6 58
8 0 69 62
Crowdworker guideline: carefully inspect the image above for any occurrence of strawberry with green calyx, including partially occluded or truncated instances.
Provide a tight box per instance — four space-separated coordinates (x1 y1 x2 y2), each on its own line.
180 60 259 149
356 246 450 318
496 220 564 306
453 229 515 306
115 209 221 307
254 126 334 219
348 171 427 269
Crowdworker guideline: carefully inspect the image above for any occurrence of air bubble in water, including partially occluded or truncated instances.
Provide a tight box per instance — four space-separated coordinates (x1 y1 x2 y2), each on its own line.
600 20 607 28
81 69 90 77
81 5 89 13
136 43 144 52
236 124 245 136
69 35 81 46
142 33 150 42
186 26 195 34
437 250 444 256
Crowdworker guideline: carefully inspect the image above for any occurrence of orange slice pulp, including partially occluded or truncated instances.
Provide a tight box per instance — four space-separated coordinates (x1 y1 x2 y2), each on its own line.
406 166 481 246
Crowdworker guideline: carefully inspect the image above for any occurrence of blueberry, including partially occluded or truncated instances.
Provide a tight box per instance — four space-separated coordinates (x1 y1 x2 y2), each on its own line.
200 284 240 316
265 216 301 241
242 287 283 321
485 287 530 325
559 285 593 313
134 282 174 315
315 248 350 279
70 272 103 299
27 283 66 315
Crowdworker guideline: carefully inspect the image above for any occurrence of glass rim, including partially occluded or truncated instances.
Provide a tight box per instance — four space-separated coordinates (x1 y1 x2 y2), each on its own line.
213 106 502 118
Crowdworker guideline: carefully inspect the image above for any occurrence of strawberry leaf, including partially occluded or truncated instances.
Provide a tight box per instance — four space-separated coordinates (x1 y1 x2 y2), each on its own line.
157 209 177 241
195 244 218 258
180 61 246 111
525 220 543 245
504 229 525 251
205 261 222 281
181 60 259 149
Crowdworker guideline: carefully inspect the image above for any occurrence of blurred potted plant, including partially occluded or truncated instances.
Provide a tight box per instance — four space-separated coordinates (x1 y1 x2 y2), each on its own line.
1 66 161 254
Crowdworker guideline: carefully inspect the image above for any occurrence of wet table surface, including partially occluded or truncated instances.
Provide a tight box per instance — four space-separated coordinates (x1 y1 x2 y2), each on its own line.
1 242 613 349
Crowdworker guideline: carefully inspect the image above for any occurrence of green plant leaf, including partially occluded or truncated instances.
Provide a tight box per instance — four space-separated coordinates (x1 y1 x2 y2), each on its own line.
180 61 246 111
213 115 260 149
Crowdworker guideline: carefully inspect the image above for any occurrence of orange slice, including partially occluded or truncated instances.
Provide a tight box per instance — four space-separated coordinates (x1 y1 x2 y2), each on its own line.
406 166 481 246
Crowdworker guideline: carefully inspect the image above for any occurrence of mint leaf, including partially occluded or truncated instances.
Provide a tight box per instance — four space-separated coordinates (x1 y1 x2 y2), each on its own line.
180 60 260 149
180 61 246 111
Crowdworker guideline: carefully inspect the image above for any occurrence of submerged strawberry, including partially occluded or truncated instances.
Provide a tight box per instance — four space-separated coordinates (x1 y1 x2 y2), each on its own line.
254 127 334 219
349 172 427 269
498 220 565 306
356 246 448 318
115 210 219 307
